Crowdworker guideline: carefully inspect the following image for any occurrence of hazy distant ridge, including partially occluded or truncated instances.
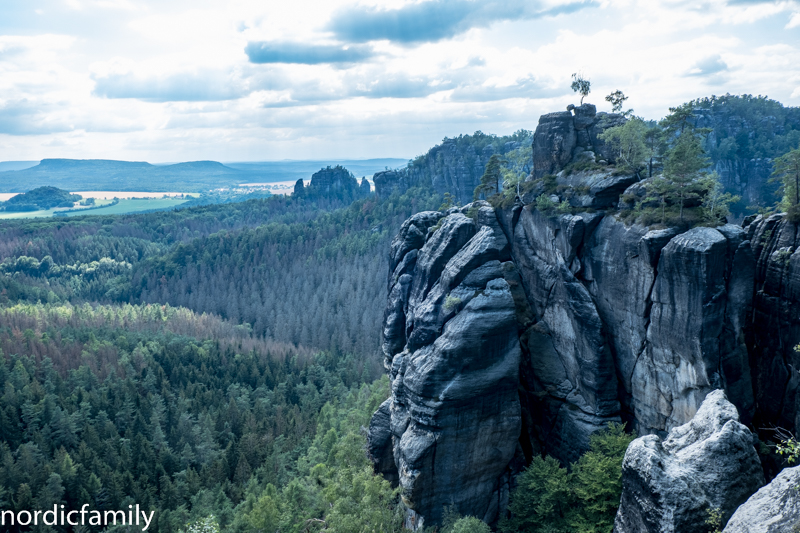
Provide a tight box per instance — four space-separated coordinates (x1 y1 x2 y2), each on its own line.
0 158 408 192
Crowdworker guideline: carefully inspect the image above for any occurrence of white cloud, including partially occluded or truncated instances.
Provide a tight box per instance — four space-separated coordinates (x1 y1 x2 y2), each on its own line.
0 0 798 161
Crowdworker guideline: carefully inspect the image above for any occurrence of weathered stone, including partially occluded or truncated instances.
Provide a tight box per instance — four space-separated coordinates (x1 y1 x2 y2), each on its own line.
408 213 477 309
393 278 521 529
557 169 638 208
367 398 398 485
308 165 359 196
723 466 800 533
583 218 678 423
614 390 765 533
360 176 372 196
532 111 576 179
389 211 443 274
634 227 754 434
292 178 304 196
374 170 407 198
747 215 800 438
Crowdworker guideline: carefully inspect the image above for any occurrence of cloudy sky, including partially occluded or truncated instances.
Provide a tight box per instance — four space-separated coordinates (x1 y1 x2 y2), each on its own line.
0 0 798 162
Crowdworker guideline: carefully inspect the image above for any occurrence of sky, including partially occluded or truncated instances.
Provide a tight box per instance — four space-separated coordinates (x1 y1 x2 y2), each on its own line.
0 0 798 163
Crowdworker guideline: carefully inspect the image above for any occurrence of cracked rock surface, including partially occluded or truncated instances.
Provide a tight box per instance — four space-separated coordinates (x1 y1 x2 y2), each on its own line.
613 390 764 533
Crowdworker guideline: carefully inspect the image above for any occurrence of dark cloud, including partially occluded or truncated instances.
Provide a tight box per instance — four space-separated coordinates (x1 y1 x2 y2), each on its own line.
687 55 729 77
245 41 376 64
93 71 247 102
327 0 596 44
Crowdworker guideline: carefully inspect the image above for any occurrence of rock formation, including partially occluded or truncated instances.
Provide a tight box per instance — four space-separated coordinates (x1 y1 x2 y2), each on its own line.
531 103 625 179
723 466 800 533
359 176 372 196
613 390 764 533
307 165 360 198
746 213 800 437
372 134 532 204
367 104 800 530
292 178 305 196
371 205 520 529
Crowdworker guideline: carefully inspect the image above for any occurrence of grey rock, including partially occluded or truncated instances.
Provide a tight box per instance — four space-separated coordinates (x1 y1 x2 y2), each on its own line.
614 390 765 533
393 278 521 528
634 226 754 434
583 218 678 422
360 176 372 196
292 178 304 196
389 211 443 274
572 103 597 130
532 111 576 179
723 466 800 533
367 398 398 485
408 213 476 310
307 165 359 196
557 169 638 209
374 170 407 198
511 205 620 462
748 214 800 433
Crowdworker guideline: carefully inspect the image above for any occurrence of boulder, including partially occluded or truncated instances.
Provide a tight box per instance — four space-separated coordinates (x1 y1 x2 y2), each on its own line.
723 466 800 533
614 390 765 533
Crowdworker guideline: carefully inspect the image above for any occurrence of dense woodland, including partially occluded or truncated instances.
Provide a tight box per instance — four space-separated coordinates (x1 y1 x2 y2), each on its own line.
0 95 798 532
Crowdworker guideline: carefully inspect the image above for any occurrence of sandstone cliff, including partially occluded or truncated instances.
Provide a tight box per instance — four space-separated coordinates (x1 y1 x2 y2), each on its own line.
367 106 800 530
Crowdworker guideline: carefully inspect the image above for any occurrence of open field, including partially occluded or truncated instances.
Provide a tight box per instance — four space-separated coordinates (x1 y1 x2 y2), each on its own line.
61 197 190 216
0 197 191 219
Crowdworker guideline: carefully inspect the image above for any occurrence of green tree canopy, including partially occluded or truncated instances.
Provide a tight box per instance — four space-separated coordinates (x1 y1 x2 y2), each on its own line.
598 117 648 175
770 146 800 222
474 154 505 200
571 73 591 104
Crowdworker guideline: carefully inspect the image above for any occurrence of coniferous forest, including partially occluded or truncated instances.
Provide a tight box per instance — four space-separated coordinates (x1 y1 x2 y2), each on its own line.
0 94 799 533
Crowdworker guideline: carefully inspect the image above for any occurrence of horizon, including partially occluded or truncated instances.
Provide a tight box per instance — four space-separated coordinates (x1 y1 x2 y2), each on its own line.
1 0 799 162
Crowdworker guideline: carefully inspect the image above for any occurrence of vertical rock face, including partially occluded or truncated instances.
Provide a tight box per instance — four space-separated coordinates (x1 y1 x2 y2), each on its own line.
292 178 305 196
614 390 765 533
374 170 409 199
360 176 372 196
746 214 800 435
531 104 625 179
634 226 755 433
370 198 766 529
372 204 520 529
307 165 360 197
723 466 800 533
368 110 800 530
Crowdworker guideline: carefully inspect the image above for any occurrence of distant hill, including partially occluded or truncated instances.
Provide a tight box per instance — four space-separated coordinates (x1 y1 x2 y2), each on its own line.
0 158 409 193
1 186 81 211
0 161 39 172
0 159 244 193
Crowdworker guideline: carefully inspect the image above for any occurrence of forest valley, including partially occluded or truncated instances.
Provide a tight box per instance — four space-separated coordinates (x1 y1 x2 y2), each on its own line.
0 93 798 533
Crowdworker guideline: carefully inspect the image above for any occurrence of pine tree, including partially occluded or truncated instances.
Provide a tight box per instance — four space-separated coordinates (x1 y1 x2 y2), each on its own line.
663 130 710 222
474 154 505 200
770 146 800 222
